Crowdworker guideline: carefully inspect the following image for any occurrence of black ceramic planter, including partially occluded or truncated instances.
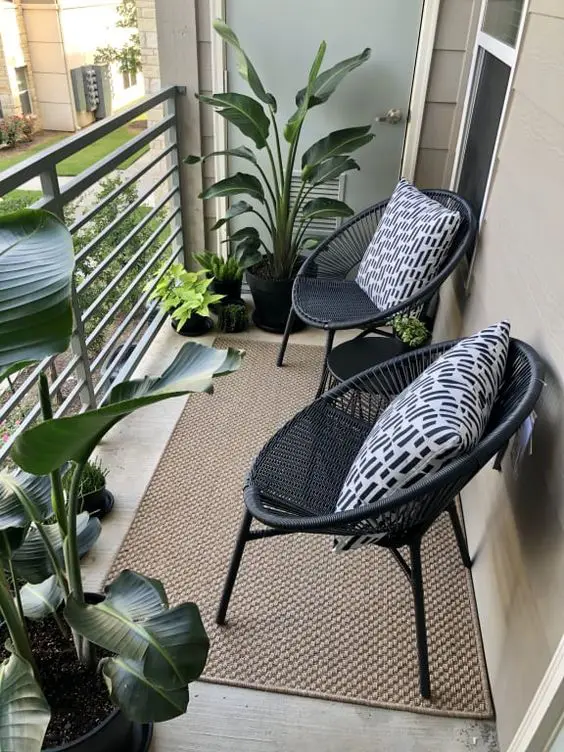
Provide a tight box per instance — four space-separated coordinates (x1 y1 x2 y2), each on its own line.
171 313 213 337
211 278 242 302
80 487 115 519
246 261 306 334
44 593 153 752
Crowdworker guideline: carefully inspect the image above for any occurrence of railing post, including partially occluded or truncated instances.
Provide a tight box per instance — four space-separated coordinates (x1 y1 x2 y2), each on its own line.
164 90 189 268
41 167 97 410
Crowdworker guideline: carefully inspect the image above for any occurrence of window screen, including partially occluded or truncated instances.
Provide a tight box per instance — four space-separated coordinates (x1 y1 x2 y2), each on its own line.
15 66 32 115
458 49 510 220
482 0 524 47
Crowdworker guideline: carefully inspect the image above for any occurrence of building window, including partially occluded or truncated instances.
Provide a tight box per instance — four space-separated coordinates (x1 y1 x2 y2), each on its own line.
122 69 137 89
15 66 32 115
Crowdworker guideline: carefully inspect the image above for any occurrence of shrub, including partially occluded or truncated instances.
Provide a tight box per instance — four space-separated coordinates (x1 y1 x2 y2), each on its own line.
0 114 36 148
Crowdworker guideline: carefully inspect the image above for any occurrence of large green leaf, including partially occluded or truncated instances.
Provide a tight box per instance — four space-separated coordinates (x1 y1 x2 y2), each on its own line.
0 210 74 380
284 41 326 143
296 48 371 108
0 471 52 530
211 200 254 231
197 93 269 149
11 343 244 474
65 571 209 692
302 156 360 185
12 513 101 583
0 654 50 752
301 198 355 221
212 20 276 110
101 657 189 723
19 575 64 621
185 146 257 166
301 126 374 172
199 173 265 205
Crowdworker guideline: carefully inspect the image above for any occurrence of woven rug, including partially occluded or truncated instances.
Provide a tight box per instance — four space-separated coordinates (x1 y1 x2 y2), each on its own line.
108 338 493 718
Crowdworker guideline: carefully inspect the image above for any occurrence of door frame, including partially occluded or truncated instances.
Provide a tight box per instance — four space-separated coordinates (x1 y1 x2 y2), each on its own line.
209 0 440 240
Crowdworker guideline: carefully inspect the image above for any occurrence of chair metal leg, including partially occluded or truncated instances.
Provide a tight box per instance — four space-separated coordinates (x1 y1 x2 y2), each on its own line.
315 329 336 398
216 509 253 625
276 308 297 367
448 502 472 569
410 539 431 699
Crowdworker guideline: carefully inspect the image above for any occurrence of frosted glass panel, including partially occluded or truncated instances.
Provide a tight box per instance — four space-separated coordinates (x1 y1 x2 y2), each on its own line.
482 0 524 46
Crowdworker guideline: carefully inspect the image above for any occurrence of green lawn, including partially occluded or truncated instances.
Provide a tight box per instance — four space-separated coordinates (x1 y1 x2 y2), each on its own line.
0 133 68 171
0 124 148 177
0 189 43 215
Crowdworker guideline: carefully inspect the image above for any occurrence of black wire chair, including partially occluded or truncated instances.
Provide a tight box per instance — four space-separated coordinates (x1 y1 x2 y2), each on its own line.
276 190 478 396
217 338 544 698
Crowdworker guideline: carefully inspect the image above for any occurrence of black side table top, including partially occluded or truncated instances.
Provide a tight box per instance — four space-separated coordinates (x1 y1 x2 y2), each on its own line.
327 336 405 383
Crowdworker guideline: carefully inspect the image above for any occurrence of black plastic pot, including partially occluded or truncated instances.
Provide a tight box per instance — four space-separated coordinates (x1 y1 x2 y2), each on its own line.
80 487 115 519
246 260 306 334
44 593 153 752
211 278 242 302
171 313 213 337
393 334 432 353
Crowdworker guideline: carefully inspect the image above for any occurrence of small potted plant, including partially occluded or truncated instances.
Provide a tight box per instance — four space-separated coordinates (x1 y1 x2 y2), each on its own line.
148 263 224 336
63 458 114 519
218 301 249 333
391 314 431 352
195 248 260 303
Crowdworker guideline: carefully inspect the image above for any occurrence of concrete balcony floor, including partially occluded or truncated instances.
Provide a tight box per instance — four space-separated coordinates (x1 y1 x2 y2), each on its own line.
82 322 499 752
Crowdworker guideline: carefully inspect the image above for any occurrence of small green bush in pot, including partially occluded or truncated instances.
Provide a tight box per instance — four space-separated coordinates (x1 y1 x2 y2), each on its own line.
195 246 261 302
391 314 431 350
0 208 244 750
148 262 224 336
218 301 249 334
62 458 113 519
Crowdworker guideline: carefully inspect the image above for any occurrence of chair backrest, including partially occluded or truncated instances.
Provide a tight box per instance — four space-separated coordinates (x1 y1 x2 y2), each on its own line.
327 338 544 542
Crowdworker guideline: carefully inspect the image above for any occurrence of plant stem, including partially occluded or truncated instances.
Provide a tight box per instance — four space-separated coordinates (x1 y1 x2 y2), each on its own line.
265 142 281 203
35 523 69 597
251 208 275 236
7 556 24 622
0 568 38 676
270 109 285 186
65 461 86 606
38 372 68 537
255 161 278 213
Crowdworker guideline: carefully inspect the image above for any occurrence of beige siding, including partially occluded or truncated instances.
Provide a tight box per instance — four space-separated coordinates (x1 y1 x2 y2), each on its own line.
415 0 481 188
434 5 564 750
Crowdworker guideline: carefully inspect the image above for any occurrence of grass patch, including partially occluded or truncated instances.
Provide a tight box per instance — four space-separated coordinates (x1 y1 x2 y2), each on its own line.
0 189 43 215
0 133 68 172
57 124 148 176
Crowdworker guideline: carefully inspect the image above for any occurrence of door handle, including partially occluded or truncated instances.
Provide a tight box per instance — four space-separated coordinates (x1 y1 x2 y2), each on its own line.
375 108 403 125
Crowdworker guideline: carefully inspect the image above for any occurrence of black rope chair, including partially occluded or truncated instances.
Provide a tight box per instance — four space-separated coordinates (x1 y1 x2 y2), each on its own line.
218 338 544 698
276 190 478 396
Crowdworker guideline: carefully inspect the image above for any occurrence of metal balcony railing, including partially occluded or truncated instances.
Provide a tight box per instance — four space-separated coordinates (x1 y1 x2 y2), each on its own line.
0 86 187 464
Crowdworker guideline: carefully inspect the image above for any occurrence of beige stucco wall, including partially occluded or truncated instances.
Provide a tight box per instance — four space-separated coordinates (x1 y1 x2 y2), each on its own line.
0 0 41 126
433 2 564 749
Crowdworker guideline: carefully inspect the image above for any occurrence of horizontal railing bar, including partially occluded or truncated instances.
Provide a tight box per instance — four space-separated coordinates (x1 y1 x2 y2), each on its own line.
0 86 180 195
77 186 178 291
36 115 176 211
87 224 181 350
73 164 177 264
90 245 179 374
69 143 177 234
54 378 87 418
97 306 169 401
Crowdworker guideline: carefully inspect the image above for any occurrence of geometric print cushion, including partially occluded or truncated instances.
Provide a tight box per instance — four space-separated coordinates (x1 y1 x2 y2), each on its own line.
334 321 510 552
356 178 461 311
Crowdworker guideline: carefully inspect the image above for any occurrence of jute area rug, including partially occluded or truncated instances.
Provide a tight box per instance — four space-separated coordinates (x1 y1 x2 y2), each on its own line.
108 338 493 718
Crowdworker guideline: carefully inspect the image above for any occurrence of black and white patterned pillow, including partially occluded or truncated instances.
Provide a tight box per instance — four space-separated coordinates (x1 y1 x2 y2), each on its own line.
356 179 461 311
334 321 510 551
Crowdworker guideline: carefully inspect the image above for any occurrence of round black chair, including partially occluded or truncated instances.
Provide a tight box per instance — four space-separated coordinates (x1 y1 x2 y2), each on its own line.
217 338 544 699
276 190 478 396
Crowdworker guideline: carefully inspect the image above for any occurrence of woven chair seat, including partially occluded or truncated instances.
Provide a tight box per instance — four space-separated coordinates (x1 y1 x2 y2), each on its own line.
293 278 380 329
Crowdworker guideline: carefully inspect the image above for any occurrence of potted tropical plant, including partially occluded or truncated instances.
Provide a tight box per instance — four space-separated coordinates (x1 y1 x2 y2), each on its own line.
0 209 243 751
187 21 375 333
217 301 249 334
148 263 224 336
391 314 431 352
195 247 261 303
62 458 114 519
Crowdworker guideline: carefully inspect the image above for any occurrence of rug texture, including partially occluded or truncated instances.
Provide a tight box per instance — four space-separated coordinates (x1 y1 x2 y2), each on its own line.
108 338 493 718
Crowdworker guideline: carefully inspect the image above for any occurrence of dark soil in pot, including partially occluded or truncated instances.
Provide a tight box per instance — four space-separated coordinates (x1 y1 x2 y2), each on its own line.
80 487 115 519
246 259 306 334
171 312 213 336
0 596 152 751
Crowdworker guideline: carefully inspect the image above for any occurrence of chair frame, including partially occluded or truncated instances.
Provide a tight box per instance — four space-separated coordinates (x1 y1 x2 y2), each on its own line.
276 190 478 396
217 339 544 699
